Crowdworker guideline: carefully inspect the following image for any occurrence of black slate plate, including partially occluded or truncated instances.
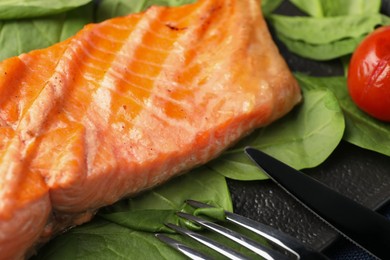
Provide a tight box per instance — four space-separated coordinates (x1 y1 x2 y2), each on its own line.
229 141 390 251
228 0 390 252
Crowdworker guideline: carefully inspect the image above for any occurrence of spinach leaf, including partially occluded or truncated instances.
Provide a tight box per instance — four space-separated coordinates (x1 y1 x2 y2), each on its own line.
289 0 381 17
31 218 188 260
289 0 323 17
0 3 94 60
0 0 92 19
127 167 232 211
96 0 196 22
97 166 231 232
33 217 264 260
33 168 241 260
270 14 384 45
276 33 365 61
270 0 388 60
295 74 390 157
320 0 381 16
99 207 226 234
101 209 181 233
209 88 345 180
261 0 283 16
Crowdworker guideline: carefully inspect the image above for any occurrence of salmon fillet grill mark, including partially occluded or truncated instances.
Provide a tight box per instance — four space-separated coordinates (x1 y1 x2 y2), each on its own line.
0 0 301 259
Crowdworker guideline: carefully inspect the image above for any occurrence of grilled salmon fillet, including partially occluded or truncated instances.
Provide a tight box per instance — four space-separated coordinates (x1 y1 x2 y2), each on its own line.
0 0 301 258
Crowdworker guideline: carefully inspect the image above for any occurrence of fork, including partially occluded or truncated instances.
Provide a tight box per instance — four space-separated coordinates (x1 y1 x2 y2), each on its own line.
155 200 329 260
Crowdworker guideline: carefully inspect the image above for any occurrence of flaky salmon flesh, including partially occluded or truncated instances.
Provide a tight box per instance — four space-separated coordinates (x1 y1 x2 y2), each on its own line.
0 0 301 259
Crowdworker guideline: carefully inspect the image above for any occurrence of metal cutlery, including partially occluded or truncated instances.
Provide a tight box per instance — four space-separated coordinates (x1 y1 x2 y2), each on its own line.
245 147 390 260
156 200 328 260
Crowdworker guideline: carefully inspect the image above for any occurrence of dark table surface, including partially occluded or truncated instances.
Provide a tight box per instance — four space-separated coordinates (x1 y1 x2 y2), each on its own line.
228 1 390 259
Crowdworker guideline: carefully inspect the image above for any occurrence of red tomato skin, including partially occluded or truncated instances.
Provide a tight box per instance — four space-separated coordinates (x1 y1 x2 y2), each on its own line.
347 26 390 122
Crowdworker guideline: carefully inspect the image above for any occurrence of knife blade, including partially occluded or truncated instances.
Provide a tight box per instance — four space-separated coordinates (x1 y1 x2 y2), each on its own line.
244 147 390 260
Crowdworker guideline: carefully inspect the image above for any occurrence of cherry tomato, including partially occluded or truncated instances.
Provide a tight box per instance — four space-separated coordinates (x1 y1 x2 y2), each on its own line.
347 26 390 122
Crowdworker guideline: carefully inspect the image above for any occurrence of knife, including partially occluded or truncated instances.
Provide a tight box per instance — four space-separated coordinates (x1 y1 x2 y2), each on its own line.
244 147 390 260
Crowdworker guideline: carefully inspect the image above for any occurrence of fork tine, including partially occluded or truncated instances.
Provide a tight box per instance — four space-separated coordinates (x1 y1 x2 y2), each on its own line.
164 223 249 260
225 210 307 257
186 200 327 259
155 233 213 260
177 212 288 260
